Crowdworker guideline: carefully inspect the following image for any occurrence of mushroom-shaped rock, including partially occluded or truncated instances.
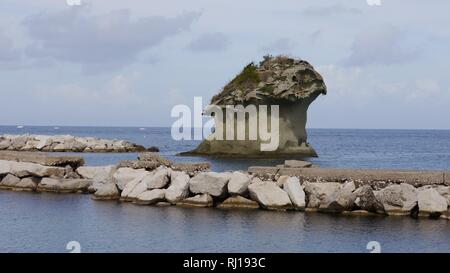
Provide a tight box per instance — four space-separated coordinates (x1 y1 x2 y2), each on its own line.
183 56 326 157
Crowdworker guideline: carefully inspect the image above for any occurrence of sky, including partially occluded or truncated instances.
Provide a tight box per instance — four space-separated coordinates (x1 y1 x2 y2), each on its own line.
0 0 449 129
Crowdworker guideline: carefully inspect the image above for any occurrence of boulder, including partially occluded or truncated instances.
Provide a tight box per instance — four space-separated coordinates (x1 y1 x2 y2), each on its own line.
227 171 252 196
0 160 66 178
276 175 290 188
135 189 166 205
304 182 341 209
0 174 38 191
0 173 21 188
176 194 214 208
319 181 356 212
417 187 448 217
353 185 385 214
165 171 190 203
142 166 170 189
284 160 312 168
120 178 144 201
76 165 115 181
112 167 148 190
375 183 418 216
217 196 259 209
93 183 120 200
126 181 149 201
248 182 292 210
189 172 230 197
282 177 306 210
138 153 172 167
0 151 84 168
37 178 91 193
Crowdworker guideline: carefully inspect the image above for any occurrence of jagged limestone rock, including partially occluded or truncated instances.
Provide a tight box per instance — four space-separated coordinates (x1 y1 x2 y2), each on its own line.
184 56 326 157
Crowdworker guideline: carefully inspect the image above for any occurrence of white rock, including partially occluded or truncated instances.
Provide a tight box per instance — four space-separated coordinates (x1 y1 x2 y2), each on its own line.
142 166 169 189
282 177 305 209
176 194 213 208
76 165 116 181
189 172 230 197
135 189 166 205
0 160 65 178
165 171 190 203
120 177 143 200
418 187 448 216
276 175 290 188
320 181 356 212
284 160 312 168
304 182 341 209
227 171 252 195
376 183 418 216
94 183 119 200
248 182 292 210
113 167 148 191
37 178 91 193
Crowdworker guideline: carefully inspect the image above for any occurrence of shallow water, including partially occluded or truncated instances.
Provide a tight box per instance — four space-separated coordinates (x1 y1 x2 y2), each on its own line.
1 126 450 252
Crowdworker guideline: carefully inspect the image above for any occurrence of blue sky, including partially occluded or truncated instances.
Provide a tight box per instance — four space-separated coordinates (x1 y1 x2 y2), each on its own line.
1 0 449 129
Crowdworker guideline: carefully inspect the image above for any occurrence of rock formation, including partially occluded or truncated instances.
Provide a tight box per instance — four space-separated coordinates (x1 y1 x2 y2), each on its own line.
0 134 156 153
184 55 327 157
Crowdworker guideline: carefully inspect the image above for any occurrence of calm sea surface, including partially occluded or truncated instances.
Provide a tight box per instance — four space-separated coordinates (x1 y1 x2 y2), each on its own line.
1 126 449 252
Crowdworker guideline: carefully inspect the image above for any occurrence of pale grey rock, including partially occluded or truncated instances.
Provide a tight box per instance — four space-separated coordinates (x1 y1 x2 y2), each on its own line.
248 182 292 210
353 185 385 214
284 160 312 168
319 181 356 212
276 175 290 188
135 189 166 205
189 172 230 197
227 171 252 195
113 167 148 190
418 187 448 217
176 194 214 208
165 171 190 203
0 173 21 187
126 181 149 200
93 183 119 200
120 177 144 200
304 182 341 209
0 160 66 178
217 196 259 209
282 177 305 210
142 166 170 189
376 183 418 216
37 178 91 193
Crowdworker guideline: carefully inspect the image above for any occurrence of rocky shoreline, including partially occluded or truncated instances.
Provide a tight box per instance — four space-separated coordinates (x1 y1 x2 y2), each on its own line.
1 151 449 220
0 134 158 152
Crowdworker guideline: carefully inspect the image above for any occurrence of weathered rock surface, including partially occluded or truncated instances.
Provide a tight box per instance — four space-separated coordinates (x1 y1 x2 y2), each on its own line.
319 181 356 212
189 172 230 197
177 194 214 208
304 182 341 209
227 171 252 195
138 153 172 167
0 134 152 152
282 177 305 210
248 181 292 210
165 171 190 203
121 178 145 201
183 56 326 158
417 187 448 217
112 168 148 191
0 160 66 178
37 178 91 193
0 174 36 190
135 189 166 205
375 183 418 216
217 196 260 209
284 160 312 168
142 166 170 189
0 151 84 168
93 183 119 200
353 185 385 214
171 162 211 176
117 160 160 171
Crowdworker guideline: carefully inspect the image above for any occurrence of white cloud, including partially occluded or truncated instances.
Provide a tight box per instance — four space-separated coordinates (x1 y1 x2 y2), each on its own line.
343 25 421 67
22 7 201 72
187 32 230 52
